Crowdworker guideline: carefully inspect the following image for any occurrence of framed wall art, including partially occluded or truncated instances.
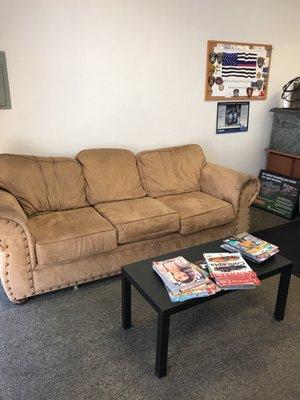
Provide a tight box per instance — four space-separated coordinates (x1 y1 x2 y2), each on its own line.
216 101 249 134
205 40 272 101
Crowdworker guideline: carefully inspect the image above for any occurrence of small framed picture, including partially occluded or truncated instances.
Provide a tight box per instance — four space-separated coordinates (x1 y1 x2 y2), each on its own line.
216 101 250 134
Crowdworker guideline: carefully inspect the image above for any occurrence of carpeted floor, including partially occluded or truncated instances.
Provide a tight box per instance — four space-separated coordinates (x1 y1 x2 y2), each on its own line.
0 207 299 400
249 206 299 232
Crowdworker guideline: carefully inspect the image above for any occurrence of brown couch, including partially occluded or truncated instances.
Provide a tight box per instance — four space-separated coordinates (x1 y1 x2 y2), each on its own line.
0 144 259 303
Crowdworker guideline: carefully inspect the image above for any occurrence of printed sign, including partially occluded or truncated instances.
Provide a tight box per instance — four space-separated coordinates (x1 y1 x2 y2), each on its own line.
254 170 300 219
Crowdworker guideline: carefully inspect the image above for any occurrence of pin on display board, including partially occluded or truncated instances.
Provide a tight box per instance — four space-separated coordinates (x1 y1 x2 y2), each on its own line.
205 40 272 101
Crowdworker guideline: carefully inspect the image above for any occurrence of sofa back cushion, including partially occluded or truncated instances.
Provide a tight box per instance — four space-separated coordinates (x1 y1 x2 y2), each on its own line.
136 144 206 197
0 154 87 216
76 148 146 204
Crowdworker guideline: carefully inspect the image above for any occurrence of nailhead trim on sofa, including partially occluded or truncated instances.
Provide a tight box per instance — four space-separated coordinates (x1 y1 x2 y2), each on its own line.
34 270 120 295
0 218 35 301
234 180 259 234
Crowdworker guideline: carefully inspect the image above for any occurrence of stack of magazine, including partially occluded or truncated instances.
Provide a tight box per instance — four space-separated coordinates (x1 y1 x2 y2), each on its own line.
152 256 219 302
203 252 261 290
220 233 279 263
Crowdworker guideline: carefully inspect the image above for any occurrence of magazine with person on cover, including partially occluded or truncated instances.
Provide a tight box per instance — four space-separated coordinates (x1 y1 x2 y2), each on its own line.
153 257 220 301
152 256 206 293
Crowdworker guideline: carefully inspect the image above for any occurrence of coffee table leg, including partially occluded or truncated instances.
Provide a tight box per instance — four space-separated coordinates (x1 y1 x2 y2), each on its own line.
274 265 292 321
122 273 132 329
155 312 170 378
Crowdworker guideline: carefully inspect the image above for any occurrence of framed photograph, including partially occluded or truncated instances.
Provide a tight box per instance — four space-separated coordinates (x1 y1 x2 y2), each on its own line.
216 101 249 134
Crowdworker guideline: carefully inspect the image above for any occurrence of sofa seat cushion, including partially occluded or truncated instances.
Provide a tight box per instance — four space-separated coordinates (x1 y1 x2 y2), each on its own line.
136 144 206 197
94 197 180 244
28 207 117 265
157 191 234 235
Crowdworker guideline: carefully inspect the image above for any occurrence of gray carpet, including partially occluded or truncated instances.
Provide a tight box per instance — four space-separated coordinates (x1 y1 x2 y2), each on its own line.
249 206 299 232
0 207 299 400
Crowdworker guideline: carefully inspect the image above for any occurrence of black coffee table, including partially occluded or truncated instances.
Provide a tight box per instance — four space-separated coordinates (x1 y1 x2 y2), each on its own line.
254 220 300 278
121 235 293 378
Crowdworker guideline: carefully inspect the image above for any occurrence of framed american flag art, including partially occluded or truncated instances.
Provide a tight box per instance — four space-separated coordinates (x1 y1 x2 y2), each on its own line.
205 40 272 101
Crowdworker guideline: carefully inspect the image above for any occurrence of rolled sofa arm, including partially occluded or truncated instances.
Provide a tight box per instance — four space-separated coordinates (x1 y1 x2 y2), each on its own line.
0 190 36 302
200 163 260 234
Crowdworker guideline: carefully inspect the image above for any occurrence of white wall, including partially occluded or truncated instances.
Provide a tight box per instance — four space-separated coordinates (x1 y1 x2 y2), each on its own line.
0 0 299 174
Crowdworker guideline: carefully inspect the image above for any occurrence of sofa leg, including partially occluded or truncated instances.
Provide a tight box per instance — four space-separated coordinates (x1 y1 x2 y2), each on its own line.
11 297 31 305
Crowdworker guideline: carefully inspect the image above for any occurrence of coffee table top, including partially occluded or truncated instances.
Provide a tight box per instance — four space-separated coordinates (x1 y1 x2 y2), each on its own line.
122 234 292 315
254 220 299 277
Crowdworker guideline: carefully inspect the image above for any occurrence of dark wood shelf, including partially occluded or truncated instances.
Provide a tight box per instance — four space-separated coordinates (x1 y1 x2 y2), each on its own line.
266 148 300 160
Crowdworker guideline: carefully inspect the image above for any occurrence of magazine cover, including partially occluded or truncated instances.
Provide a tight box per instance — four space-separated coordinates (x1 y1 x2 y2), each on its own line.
213 276 260 287
203 253 254 274
192 259 211 279
188 259 220 293
224 233 278 257
203 252 260 284
166 276 220 302
222 233 279 262
166 283 215 302
220 244 277 262
153 256 206 293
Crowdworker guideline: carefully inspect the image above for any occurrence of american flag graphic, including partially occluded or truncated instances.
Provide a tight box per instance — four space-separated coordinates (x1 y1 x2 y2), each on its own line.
222 52 257 78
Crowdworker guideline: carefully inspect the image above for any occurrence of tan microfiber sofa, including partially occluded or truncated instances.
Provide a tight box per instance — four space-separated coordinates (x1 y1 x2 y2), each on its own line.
0 144 260 303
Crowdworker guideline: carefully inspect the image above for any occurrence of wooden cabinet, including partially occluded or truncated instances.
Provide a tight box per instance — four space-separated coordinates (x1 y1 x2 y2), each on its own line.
266 148 300 179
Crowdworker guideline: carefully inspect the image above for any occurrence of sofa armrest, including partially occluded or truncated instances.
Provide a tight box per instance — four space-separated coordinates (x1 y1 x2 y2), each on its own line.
0 190 36 302
200 163 260 233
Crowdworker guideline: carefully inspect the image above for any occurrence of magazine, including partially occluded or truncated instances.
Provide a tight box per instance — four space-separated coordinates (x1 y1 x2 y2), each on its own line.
153 256 206 293
222 233 279 263
192 259 211 278
152 257 219 302
166 282 218 302
153 253 260 302
203 252 260 289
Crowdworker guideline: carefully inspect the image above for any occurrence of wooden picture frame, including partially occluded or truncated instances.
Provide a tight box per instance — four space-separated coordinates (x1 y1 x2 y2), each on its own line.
205 40 272 101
